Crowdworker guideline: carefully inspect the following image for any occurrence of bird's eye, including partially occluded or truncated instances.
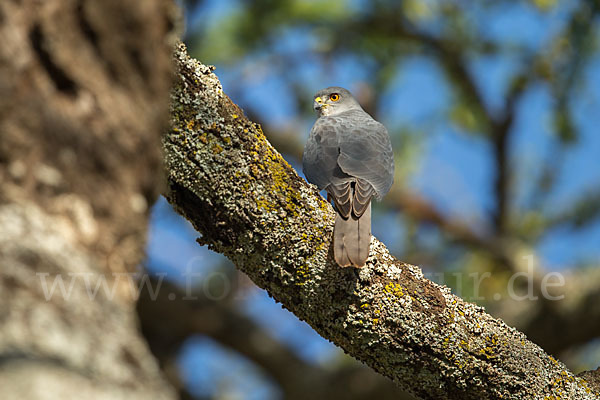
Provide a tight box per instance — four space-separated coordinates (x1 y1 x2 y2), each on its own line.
329 93 340 102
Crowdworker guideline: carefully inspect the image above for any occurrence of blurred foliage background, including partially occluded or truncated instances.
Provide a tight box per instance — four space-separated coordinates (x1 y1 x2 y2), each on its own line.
139 0 600 399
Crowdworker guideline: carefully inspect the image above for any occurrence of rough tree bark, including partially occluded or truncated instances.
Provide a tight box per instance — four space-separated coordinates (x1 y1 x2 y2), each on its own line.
164 43 600 400
0 1 176 399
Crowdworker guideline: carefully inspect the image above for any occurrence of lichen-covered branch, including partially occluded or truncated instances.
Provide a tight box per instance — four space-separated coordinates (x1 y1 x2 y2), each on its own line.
163 42 600 400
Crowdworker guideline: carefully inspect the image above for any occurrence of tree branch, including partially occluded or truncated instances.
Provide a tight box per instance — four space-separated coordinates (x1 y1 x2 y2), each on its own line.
163 42 600 399
264 128 600 357
515 268 600 357
137 277 414 400
339 15 515 234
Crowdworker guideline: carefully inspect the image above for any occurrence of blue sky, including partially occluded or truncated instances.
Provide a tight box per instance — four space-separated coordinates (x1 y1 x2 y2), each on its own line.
148 1 600 397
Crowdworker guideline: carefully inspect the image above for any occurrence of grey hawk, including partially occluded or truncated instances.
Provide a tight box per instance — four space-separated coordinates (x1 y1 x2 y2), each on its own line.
303 87 394 267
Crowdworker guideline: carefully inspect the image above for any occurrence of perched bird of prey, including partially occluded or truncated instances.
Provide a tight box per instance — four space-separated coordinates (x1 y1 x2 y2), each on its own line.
303 87 394 267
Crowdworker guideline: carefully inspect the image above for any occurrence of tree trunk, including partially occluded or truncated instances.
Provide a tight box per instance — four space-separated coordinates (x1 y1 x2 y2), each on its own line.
0 1 176 398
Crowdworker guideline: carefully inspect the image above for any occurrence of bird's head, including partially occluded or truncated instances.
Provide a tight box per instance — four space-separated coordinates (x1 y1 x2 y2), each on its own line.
313 87 362 117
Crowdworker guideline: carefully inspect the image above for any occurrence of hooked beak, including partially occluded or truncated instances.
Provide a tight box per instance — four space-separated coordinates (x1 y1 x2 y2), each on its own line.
313 96 324 112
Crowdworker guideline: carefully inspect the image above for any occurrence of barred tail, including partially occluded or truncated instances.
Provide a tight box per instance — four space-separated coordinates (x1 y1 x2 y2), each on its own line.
333 202 371 267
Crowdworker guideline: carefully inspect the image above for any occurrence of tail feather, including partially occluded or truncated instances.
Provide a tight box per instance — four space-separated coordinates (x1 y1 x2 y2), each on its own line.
334 202 371 267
